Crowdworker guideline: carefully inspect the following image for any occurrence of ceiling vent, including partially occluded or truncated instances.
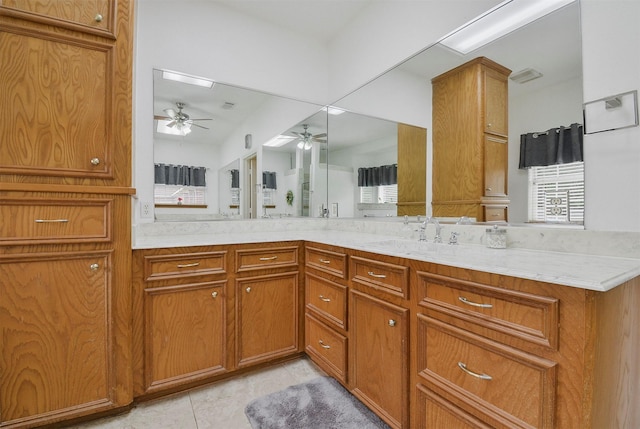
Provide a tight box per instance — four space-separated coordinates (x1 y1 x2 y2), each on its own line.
222 102 235 110
510 68 543 84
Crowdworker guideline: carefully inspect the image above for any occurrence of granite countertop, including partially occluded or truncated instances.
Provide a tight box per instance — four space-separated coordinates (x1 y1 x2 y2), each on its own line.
133 224 640 293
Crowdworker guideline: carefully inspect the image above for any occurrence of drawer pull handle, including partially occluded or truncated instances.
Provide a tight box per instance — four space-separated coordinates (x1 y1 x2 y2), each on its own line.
319 340 331 349
319 295 331 302
259 256 278 261
319 259 331 264
177 262 200 268
90 263 100 271
211 291 218 299
458 362 492 380
458 296 493 309
35 219 69 223
388 319 396 327
367 271 386 279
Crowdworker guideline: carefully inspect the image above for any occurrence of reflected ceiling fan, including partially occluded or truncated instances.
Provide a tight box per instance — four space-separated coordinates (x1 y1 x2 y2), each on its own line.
154 102 212 135
290 124 327 150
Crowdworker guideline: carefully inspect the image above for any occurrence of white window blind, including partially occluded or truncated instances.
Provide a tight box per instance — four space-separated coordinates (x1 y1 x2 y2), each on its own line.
154 185 206 205
360 185 398 203
528 162 584 223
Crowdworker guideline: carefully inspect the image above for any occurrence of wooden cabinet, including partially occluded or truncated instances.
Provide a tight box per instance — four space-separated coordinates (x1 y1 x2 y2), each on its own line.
432 57 511 222
0 0 132 187
304 245 349 383
0 1 134 426
397 123 427 216
0 191 132 428
350 289 408 429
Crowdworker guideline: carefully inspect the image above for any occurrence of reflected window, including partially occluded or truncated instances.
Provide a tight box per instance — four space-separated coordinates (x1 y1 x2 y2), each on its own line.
360 185 398 204
154 185 206 206
528 161 584 224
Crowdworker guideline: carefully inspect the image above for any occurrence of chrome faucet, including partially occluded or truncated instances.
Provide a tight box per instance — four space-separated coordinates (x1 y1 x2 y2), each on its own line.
419 216 442 243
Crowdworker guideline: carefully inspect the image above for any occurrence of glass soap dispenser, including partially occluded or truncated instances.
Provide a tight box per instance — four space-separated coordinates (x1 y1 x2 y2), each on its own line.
485 225 507 249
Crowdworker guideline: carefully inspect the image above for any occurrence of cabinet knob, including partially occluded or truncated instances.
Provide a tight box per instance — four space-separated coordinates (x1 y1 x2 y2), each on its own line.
95 13 103 22
90 263 100 271
388 319 396 327
246 287 251 293
90 157 101 166
487 123 492 128
211 291 218 299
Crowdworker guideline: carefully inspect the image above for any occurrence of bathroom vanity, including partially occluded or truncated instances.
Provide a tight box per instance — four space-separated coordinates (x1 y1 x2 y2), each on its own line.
131 219 640 429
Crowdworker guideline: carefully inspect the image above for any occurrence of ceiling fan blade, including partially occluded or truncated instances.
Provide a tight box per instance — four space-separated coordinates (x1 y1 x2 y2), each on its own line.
191 123 210 130
313 133 327 138
154 115 171 120
164 108 177 118
166 120 177 128
312 137 327 143
189 118 213 121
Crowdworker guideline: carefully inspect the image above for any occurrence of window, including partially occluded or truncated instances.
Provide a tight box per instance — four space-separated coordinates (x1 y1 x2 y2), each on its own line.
154 185 206 206
528 161 584 223
360 184 398 204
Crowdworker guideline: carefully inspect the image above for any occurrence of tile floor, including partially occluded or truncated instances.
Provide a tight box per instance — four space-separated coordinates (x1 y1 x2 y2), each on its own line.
67 357 326 429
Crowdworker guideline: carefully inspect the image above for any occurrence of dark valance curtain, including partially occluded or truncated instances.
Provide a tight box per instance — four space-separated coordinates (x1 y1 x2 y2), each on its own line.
358 164 398 187
154 163 207 186
519 123 583 169
230 169 240 189
263 171 277 189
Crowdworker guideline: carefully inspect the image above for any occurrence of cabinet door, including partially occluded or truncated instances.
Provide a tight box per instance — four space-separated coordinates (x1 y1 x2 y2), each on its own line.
483 68 508 136
0 0 116 37
236 272 299 367
144 281 227 393
0 252 115 427
483 135 507 197
350 290 408 429
0 29 114 180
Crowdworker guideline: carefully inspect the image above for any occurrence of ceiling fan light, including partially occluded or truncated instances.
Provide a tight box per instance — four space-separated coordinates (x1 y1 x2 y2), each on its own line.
297 141 305 149
304 141 312 150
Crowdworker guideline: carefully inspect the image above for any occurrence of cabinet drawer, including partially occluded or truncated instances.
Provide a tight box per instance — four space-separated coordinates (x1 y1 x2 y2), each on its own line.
417 272 559 349
305 273 347 330
0 197 111 245
483 206 507 222
144 252 227 281
305 246 347 279
418 315 557 428
416 384 492 429
351 256 409 299
235 246 298 272
305 313 347 383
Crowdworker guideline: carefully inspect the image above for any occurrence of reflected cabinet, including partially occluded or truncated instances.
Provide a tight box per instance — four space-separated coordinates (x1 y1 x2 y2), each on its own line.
432 57 511 222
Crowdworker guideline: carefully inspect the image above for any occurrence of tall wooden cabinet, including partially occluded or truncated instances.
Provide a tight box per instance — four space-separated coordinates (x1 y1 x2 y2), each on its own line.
397 123 427 216
0 1 134 427
432 57 511 222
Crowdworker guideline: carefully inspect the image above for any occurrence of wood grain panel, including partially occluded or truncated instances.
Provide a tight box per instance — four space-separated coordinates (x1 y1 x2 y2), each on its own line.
397 123 427 216
236 272 299 367
0 196 111 244
0 252 112 424
144 281 227 392
483 67 509 136
0 0 116 37
350 289 408 429
0 29 112 178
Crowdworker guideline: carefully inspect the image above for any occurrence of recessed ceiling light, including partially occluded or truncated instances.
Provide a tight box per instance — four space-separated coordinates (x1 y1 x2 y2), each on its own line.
440 0 575 55
162 70 215 88
263 135 296 147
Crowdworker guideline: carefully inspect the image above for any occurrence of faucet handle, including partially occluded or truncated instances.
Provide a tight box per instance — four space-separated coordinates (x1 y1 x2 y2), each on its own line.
449 232 459 245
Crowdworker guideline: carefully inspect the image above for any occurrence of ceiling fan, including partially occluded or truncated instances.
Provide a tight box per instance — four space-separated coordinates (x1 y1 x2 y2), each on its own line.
290 124 327 150
154 102 212 135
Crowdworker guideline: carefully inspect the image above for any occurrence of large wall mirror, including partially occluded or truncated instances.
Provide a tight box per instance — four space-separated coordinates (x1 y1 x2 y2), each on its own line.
152 68 326 220
331 1 582 225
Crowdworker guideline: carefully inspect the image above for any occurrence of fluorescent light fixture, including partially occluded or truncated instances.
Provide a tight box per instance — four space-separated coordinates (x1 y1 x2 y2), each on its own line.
156 119 192 136
263 135 296 147
323 106 345 115
440 0 575 54
162 70 215 88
